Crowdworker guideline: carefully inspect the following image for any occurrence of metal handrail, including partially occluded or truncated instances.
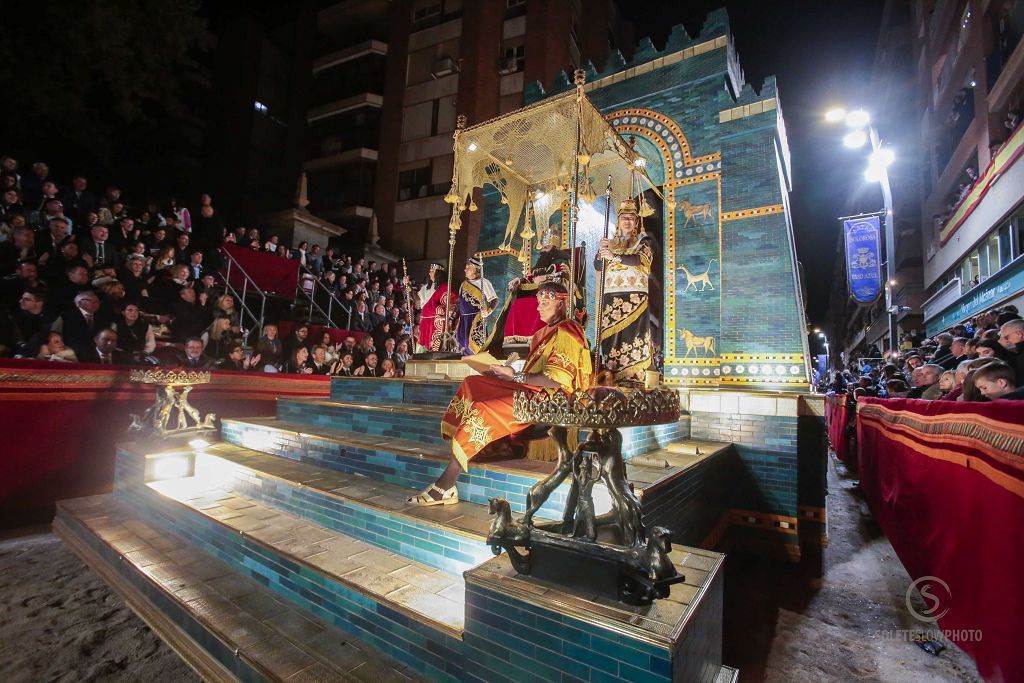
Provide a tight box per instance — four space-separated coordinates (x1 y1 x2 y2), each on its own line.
295 263 352 330
219 247 268 346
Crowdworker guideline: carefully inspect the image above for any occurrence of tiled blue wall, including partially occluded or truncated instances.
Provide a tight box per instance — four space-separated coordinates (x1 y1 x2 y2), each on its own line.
463 581 677 683
689 411 798 519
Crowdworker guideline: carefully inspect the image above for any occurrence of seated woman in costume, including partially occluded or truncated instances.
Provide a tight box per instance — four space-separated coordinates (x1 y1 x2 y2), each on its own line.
408 281 592 506
456 257 498 356
483 224 571 358
595 199 655 384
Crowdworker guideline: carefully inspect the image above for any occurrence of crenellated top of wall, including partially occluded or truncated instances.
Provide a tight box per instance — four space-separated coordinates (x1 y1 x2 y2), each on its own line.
525 8 737 103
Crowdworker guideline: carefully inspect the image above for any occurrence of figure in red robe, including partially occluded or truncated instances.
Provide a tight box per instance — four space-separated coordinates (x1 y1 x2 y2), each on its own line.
408 281 592 505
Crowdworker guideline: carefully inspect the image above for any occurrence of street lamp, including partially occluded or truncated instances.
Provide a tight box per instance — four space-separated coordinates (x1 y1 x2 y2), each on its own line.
826 106 899 359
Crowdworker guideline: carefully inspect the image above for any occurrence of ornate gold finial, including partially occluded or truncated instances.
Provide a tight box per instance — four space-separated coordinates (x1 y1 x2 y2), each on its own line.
574 69 586 86
129 370 216 437
456 114 467 130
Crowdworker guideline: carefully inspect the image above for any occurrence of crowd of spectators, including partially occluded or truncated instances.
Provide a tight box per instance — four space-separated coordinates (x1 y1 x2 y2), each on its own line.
828 304 1024 403
0 154 425 377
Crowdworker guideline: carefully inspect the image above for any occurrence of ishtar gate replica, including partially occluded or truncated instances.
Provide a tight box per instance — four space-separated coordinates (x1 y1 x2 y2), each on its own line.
53 11 823 682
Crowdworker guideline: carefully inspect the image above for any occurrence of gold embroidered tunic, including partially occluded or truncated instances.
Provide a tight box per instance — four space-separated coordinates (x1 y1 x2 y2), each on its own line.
594 232 654 382
440 320 591 469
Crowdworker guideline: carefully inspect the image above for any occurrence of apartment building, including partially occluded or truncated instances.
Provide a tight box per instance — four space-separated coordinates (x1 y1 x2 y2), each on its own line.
912 0 1024 334
829 0 1024 358
307 0 634 261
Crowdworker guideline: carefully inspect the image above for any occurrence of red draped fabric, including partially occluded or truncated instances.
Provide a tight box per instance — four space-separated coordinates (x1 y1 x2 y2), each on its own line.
222 243 300 294
505 297 543 340
857 397 1024 683
825 394 851 462
0 359 330 525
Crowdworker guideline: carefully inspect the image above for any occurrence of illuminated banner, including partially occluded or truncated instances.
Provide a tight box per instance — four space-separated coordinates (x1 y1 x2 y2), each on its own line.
843 216 883 304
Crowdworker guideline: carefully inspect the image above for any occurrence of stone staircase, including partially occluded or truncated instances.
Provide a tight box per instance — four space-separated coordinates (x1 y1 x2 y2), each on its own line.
55 375 739 682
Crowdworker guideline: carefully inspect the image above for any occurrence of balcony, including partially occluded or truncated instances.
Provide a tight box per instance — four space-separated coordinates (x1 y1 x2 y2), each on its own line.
302 148 378 173
313 54 387 106
307 93 383 124
934 85 974 175
314 40 388 74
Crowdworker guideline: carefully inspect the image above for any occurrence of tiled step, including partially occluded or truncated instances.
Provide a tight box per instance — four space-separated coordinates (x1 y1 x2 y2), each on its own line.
54 494 427 683
276 397 447 446
121 477 468 680
221 417 570 519
184 442 506 573
329 376 458 408
220 416 730 524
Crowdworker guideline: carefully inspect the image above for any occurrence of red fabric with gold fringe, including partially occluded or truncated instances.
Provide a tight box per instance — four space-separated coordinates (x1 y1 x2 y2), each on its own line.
857 397 1024 683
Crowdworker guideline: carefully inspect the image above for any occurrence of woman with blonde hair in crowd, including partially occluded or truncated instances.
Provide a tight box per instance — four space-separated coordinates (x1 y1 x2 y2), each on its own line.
936 370 959 400
202 316 238 361
213 293 240 330
380 358 399 378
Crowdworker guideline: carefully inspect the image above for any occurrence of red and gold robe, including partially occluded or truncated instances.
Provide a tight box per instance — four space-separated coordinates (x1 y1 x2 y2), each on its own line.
441 319 592 469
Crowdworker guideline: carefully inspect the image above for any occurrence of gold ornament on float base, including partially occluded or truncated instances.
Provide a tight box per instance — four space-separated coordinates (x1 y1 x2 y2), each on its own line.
128 369 216 438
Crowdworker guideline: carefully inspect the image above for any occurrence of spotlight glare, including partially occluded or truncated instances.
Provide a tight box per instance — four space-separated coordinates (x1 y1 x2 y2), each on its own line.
843 130 868 149
845 109 870 128
824 107 847 123
864 165 885 182
869 148 895 167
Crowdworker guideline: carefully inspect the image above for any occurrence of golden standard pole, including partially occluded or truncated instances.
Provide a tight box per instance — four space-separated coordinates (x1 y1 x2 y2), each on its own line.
567 69 586 313
593 175 613 372
440 114 467 353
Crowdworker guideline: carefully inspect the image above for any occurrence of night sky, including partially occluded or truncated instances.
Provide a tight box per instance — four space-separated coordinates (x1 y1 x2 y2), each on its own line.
618 0 886 326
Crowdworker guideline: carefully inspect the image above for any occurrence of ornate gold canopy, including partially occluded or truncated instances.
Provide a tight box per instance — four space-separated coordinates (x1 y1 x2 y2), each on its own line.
445 82 659 251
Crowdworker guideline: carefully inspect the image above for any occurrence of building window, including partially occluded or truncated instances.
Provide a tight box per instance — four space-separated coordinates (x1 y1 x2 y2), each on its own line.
501 42 525 73
412 3 442 29
398 165 432 201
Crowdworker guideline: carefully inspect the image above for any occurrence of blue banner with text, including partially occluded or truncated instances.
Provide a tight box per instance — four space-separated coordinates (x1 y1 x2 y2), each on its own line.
843 216 883 304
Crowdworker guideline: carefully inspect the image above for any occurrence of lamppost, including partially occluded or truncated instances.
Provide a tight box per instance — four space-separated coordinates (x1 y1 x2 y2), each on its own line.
826 107 899 359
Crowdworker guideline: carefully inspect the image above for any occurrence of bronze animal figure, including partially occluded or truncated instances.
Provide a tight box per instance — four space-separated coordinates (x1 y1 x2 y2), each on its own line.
487 497 529 542
626 525 676 580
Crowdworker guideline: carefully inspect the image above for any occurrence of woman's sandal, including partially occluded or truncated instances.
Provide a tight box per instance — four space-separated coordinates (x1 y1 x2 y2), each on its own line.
406 484 458 507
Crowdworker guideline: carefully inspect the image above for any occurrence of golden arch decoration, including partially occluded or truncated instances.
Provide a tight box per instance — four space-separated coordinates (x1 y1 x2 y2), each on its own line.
603 108 722 368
